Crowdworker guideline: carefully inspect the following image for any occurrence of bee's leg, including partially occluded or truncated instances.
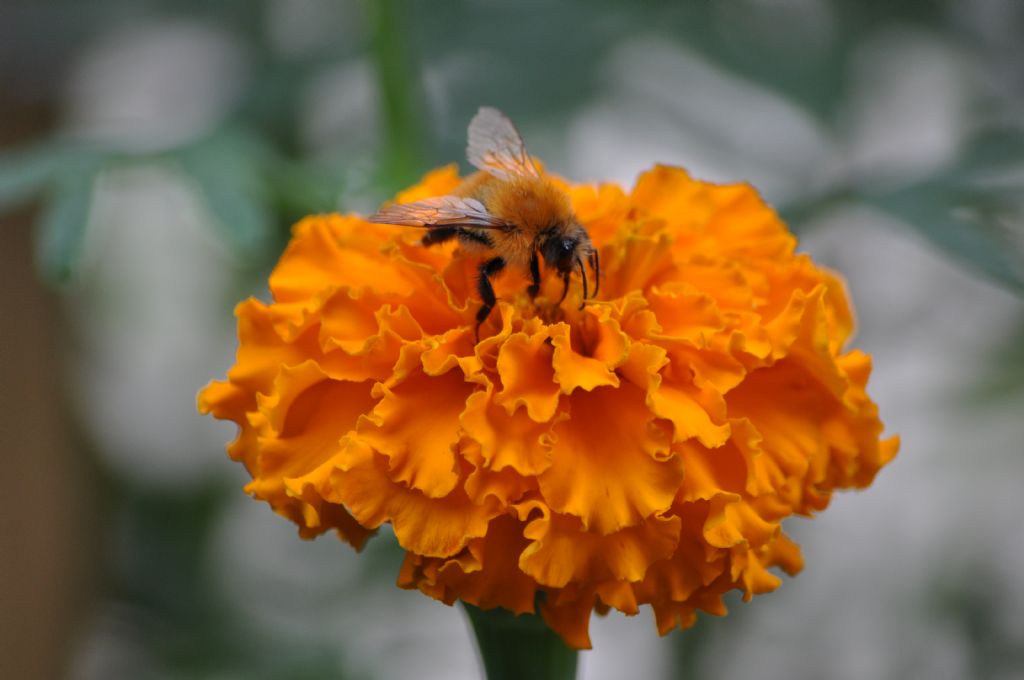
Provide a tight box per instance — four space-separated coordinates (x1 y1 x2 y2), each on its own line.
527 252 541 299
557 271 571 304
475 256 506 342
421 227 458 247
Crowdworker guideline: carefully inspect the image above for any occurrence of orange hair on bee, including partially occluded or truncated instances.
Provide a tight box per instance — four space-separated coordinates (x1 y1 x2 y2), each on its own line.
483 176 573 236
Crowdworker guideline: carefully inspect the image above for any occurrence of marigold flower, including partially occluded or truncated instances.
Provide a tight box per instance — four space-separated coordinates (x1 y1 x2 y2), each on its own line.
199 162 898 648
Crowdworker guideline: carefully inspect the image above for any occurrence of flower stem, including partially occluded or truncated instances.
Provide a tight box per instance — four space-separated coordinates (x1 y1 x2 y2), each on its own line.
463 603 578 680
365 0 430 190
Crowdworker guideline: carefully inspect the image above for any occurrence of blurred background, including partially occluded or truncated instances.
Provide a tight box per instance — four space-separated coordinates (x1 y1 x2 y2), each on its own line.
2 1 1023 678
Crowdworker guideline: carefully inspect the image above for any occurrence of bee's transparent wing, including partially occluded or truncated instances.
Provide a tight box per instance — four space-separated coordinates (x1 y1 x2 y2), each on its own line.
367 195 509 229
467 106 541 181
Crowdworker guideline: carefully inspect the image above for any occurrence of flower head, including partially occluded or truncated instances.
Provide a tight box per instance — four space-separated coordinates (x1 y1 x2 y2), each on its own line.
199 163 898 648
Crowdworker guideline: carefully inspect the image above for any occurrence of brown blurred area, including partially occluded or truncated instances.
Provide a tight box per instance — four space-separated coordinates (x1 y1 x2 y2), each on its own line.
0 98 96 680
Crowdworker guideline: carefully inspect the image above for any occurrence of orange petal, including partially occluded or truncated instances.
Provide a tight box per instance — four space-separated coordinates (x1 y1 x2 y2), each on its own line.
318 289 422 355
317 307 410 384
197 379 246 423
464 462 536 508
645 285 724 347
269 215 405 303
651 602 698 637
700 182 796 259
253 362 374 482
539 588 595 650
667 342 748 394
435 514 539 614
672 255 754 310
630 165 719 235
421 327 481 378
647 378 731 449
676 439 748 502
226 298 323 396
518 505 681 587
774 286 851 403
617 340 669 392
602 229 678 298
730 548 782 600
395 164 462 202
568 181 630 246
703 494 778 550
330 442 500 558
285 490 377 550
357 368 472 498
634 503 726 607
538 383 681 534
549 322 620 394
763 530 804 576
494 330 561 422
595 580 640 616
460 380 556 476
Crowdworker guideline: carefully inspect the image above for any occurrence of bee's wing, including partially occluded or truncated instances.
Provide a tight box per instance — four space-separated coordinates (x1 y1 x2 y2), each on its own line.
367 195 509 229
467 106 541 181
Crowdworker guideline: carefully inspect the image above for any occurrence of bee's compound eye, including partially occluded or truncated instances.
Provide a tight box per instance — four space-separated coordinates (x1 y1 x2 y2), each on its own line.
561 240 574 254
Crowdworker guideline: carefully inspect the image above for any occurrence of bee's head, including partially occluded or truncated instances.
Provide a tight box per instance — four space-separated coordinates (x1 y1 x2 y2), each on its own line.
541 222 591 273
539 222 600 304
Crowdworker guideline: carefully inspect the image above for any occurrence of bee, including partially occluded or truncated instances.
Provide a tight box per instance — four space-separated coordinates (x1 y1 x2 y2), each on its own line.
367 106 598 339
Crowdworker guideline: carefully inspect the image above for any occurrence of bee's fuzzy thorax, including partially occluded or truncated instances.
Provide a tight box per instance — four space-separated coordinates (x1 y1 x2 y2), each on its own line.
483 176 574 236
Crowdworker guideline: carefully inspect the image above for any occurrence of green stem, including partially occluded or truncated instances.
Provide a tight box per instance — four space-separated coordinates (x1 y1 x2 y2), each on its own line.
463 603 578 680
366 0 430 190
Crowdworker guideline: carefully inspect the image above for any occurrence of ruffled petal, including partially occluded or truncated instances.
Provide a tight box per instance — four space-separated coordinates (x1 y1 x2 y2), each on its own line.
357 368 471 498
270 215 404 303
569 181 630 245
540 588 596 650
538 383 681 534
252 362 374 487
517 502 681 587
395 164 462 202
460 379 555 476
644 285 724 347
494 330 561 422
647 378 731 448
434 514 539 614
330 441 500 558
549 322 620 393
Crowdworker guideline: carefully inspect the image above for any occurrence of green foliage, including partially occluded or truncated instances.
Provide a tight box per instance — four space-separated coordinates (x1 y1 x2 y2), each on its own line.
464 602 578 680
0 144 77 208
870 179 1024 296
177 128 277 260
867 126 1024 296
34 152 105 283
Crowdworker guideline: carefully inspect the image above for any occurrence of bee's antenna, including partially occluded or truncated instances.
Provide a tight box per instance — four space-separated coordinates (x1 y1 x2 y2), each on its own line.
590 250 600 298
577 256 588 310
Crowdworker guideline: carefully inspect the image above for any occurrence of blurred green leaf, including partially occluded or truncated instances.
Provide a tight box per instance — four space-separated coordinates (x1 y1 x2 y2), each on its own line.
869 181 1024 296
368 0 432 191
178 127 277 260
951 125 1024 179
0 143 77 209
272 159 344 221
779 186 855 234
34 153 104 283
968 317 1024 403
